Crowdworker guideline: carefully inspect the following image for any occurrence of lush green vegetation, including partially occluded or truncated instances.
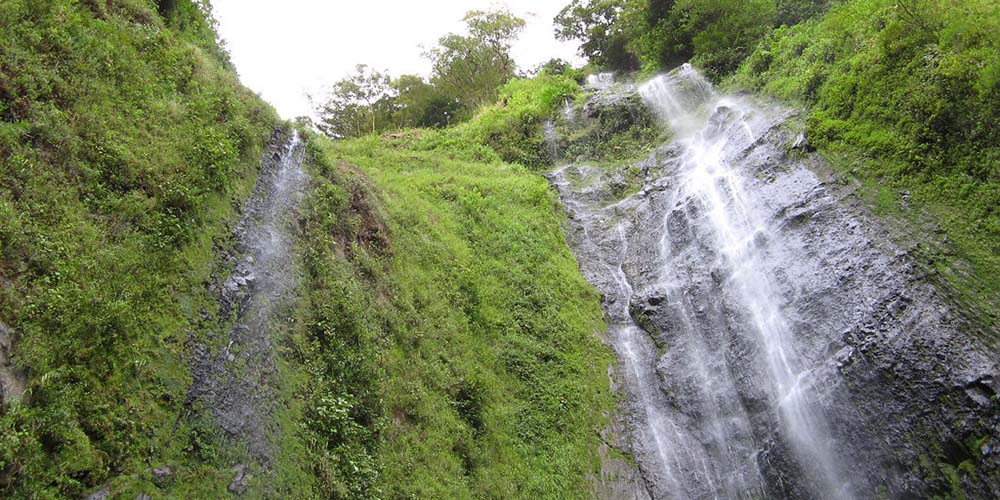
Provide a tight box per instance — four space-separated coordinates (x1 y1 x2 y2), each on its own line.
556 0 833 78
14 0 999 497
291 140 392 498
414 74 582 168
556 92 662 165
303 74 620 495
730 0 1000 324
0 0 279 497
315 9 529 137
1 2 618 498
303 1 1000 496
309 130 615 498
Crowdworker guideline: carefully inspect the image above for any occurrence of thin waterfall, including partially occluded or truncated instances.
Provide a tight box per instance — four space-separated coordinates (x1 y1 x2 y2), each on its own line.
188 130 308 469
543 120 559 160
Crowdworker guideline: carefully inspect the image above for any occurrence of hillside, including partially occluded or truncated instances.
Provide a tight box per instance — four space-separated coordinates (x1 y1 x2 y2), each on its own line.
0 2 616 498
1 0 998 499
1 0 280 497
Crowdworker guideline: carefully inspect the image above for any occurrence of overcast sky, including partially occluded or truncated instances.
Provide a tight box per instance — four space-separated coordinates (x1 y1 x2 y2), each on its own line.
211 0 584 119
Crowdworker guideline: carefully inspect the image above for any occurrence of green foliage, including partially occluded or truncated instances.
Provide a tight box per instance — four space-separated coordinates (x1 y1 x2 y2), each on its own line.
157 0 232 66
555 0 832 77
557 91 662 163
391 74 459 129
776 0 833 26
316 9 527 138
413 75 583 169
0 0 278 496
555 0 642 71
316 64 396 138
3 1 615 499
670 0 777 79
427 9 527 119
731 0 1000 326
533 58 584 80
312 129 615 498
294 139 392 498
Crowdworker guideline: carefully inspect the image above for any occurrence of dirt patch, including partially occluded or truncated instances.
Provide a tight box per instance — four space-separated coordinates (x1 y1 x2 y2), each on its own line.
0 321 26 405
332 161 392 260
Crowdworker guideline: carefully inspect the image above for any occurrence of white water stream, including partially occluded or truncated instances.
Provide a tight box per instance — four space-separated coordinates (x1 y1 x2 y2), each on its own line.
551 66 858 499
638 67 851 500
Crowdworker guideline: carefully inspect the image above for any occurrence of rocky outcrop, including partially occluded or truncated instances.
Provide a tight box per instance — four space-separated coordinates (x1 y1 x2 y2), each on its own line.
550 70 999 499
550 76 662 164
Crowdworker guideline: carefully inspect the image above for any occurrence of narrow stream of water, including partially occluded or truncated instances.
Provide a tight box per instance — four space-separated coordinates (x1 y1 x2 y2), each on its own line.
189 130 307 468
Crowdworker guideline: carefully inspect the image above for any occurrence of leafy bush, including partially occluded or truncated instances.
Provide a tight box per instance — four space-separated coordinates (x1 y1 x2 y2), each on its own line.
415 75 581 169
294 139 391 498
557 90 662 163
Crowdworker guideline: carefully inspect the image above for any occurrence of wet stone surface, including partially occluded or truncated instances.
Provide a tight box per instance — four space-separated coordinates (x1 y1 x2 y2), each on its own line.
185 128 308 477
550 69 999 499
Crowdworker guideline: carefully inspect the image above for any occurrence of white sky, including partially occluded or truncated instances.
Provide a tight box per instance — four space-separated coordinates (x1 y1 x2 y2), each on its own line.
211 0 584 119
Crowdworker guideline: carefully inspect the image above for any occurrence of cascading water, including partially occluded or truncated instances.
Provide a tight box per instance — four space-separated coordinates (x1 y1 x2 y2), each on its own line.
549 66 911 499
188 129 308 468
543 120 559 160
639 67 851 499
587 72 617 90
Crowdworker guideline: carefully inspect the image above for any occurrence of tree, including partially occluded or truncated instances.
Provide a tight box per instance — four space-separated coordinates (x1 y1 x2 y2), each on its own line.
556 0 799 78
392 74 458 129
669 0 776 79
555 0 640 71
316 64 395 138
426 10 526 118
156 0 177 16
534 58 577 76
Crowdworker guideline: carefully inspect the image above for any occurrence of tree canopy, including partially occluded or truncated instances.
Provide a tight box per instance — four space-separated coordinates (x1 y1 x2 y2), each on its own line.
555 0 641 71
426 9 526 118
554 0 833 78
315 9 526 138
315 64 395 138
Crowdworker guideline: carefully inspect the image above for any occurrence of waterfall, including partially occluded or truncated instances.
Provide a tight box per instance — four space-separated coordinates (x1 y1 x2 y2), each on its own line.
188 130 308 468
640 69 852 499
543 120 559 161
549 67 866 499
587 72 616 90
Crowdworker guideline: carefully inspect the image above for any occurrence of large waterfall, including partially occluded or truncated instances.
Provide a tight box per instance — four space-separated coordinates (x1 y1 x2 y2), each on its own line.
550 66 999 499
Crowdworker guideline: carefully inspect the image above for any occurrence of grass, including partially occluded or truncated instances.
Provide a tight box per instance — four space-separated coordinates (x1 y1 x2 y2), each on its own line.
0 3 618 498
0 1 279 497
308 132 617 499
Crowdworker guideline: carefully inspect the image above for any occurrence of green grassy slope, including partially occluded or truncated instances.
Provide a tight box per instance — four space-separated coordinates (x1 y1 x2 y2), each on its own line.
0 0 279 497
287 71 620 498
303 128 617 498
0 3 618 497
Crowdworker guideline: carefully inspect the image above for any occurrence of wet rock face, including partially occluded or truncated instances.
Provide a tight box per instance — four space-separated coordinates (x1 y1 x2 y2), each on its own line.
186 128 308 471
550 71 999 499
